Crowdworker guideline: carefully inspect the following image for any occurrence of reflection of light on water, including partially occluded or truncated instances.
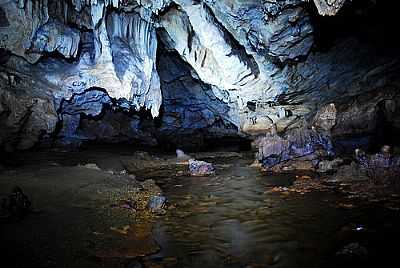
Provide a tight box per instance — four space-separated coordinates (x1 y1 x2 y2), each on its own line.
147 155 349 268
214 219 252 258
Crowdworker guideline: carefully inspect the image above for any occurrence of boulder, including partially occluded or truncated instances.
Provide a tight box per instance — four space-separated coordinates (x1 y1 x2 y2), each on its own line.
355 146 400 185
188 159 215 176
256 124 334 171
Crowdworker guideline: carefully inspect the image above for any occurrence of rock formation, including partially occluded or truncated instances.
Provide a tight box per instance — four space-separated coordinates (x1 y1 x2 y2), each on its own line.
311 0 347 16
1 0 400 163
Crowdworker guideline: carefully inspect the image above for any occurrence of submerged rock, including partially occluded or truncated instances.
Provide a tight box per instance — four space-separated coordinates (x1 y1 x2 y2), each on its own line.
317 158 343 173
188 159 215 176
147 195 167 213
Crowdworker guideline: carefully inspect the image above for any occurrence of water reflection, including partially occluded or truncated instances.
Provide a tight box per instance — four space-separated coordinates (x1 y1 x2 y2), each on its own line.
149 157 344 268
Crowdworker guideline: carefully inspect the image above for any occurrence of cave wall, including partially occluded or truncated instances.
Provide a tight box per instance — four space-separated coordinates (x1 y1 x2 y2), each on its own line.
1 0 400 152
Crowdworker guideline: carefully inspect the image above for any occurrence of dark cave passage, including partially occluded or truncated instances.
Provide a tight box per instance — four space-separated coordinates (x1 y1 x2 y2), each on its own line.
310 0 400 53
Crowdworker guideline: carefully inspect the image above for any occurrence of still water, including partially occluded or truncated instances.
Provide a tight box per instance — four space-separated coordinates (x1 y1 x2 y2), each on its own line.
145 154 400 268
1 149 399 268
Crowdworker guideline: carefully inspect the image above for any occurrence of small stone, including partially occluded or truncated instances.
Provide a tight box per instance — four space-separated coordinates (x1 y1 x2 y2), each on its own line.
317 158 343 173
147 195 167 212
188 159 215 176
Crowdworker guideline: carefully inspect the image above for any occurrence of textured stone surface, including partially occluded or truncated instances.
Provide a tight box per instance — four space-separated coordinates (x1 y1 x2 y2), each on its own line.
188 159 215 176
157 48 239 140
356 147 400 185
0 69 57 151
1 0 400 154
159 0 314 114
1 0 162 118
311 0 347 16
30 19 80 59
50 47 239 148
255 123 334 170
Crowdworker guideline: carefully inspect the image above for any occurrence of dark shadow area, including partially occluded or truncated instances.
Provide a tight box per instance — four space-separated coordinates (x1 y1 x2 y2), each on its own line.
310 0 400 55
370 100 400 152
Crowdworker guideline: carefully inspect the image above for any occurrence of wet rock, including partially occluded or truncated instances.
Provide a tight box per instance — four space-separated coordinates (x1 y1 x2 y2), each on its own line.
188 159 215 176
271 158 316 173
108 176 168 216
317 158 343 173
147 195 167 213
256 124 334 171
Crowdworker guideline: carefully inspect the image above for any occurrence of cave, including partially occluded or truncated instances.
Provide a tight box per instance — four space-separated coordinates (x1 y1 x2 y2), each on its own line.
1 1 400 267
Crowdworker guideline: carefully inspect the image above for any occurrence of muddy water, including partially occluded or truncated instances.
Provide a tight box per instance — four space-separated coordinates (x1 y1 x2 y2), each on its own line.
140 156 334 268
145 155 400 268
1 149 399 268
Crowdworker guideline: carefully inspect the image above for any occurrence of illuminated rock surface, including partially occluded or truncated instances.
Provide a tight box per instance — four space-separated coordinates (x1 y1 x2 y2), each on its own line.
1 0 400 160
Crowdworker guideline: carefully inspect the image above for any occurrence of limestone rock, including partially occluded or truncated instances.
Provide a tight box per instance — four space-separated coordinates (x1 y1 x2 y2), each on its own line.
1 0 400 153
147 195 167 212
0 72 58 151
0 0 49 63
256 125 334 170
313 103 337 132
30 19 80 59
311 0 347 16
188 159 215 176
106 11 161 116
1 0 162 119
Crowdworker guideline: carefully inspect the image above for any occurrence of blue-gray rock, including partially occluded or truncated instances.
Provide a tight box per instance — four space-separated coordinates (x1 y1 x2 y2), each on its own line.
147 195 167 212
188 159 215 176
0 0 400 155
257 126 334 170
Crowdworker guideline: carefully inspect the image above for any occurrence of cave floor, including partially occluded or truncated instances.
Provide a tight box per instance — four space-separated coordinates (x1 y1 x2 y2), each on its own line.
0 148 399 268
